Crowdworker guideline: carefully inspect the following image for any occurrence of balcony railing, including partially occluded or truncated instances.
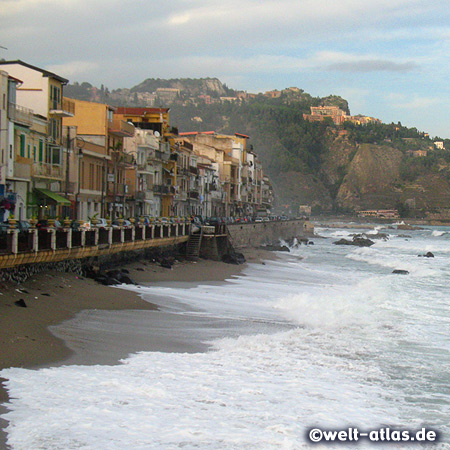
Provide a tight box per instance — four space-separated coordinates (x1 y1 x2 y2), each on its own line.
50 98 75 117
109 118 135 137
33 162 63 179
153 184 176 195
8 102 33 127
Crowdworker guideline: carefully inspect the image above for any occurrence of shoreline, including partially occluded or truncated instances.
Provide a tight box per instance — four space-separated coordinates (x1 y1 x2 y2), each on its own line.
0 247 272 449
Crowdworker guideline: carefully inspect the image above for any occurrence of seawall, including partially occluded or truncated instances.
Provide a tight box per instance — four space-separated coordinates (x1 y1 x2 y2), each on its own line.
227 219 314 249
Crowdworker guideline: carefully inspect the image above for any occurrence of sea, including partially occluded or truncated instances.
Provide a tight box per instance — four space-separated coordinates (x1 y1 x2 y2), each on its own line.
1 222 450 450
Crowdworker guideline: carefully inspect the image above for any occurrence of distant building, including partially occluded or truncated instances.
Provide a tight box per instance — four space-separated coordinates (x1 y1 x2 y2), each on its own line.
303 106 346 126
303 106 380 127
407 150 428 157
434 141 445 149
264 90 281 98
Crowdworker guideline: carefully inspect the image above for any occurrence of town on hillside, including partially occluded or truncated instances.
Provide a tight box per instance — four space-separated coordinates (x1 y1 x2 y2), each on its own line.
0 60 274 225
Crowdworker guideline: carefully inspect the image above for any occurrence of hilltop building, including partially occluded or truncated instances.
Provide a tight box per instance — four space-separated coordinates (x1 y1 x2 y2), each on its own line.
303 106 380 127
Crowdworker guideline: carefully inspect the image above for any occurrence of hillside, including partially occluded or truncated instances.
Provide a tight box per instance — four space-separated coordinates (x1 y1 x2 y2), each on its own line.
64 78 450 218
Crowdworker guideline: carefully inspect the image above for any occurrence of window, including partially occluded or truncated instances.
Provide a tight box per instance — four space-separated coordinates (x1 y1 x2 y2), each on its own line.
33 145 37 162
20 134 26 157
39 140 44 162
52 147 61 165
27 143 31 159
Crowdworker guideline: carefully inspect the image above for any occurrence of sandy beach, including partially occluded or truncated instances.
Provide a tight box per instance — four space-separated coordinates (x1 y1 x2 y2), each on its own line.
0 247 272 449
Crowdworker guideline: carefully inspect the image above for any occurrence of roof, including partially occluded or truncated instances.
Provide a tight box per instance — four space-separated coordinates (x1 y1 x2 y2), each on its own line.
235 132 250 139
115 107 170 115
7 74 23 85
178 131 216 136
0 60 69 84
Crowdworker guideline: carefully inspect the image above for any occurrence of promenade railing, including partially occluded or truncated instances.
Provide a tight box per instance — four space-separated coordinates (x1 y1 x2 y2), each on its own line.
0 219 192 256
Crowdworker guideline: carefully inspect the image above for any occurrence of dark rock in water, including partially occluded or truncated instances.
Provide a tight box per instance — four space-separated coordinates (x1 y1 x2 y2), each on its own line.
370 232 389 240
352 237 375 247
392 269 409 275
333 238 353 246
308 241 314 245
41 293 51 296
398 234 412 238
135 267 145 271
263 244 290 252
121 268 130 274
419 251 434 258
14 299 27 308
333 237 374 247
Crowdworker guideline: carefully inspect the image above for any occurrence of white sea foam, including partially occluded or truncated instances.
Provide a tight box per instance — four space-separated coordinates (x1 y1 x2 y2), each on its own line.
2 225 450 449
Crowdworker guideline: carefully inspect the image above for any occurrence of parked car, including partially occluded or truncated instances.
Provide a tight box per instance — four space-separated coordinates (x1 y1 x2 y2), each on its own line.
111 219 132 228
254 217 263 223
262 217 270 222
0 222 10 233
91 218 108 229
3 220 30 232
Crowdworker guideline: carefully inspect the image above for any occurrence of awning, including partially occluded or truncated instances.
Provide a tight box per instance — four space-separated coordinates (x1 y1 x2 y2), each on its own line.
34 188 71 205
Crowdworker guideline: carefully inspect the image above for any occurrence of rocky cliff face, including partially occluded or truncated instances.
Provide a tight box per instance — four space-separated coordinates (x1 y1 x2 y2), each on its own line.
336 144 403 210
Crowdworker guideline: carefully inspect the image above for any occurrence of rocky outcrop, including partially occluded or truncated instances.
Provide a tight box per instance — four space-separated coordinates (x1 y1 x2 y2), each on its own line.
337 144 403 210
333 236 374 247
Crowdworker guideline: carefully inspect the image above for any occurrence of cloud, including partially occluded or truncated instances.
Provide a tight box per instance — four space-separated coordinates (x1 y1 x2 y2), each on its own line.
387 93 441 109
326 60 419 73
46 61 100 79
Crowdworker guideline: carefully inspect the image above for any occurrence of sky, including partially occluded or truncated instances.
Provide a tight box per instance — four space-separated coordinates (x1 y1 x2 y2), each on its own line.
1 0 450 138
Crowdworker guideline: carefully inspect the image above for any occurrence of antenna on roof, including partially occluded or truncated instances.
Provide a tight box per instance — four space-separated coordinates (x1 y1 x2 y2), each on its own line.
0 46 7 50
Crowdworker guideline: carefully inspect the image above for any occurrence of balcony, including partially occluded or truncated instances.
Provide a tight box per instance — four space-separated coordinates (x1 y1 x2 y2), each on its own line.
153 184 176 195
50 98 75 117
8 102 33 127
32 162 63 180
109 118 135 137
135 191 155 201
188 190 200 200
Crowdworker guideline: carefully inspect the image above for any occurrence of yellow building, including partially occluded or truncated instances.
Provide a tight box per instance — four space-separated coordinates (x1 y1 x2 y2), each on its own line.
63 98 135 220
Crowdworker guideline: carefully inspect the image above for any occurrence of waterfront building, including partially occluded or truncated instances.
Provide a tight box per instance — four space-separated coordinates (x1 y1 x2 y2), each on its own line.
114 107 177 216
179 131 272 217
63 98 135 220
123 128 162 218
0 61 75 220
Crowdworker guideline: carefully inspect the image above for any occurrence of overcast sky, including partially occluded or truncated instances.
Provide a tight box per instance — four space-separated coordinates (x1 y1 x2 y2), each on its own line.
1 0 449 137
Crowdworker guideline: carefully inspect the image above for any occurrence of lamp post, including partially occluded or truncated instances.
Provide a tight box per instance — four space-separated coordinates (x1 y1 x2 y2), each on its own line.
76 148 83 220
